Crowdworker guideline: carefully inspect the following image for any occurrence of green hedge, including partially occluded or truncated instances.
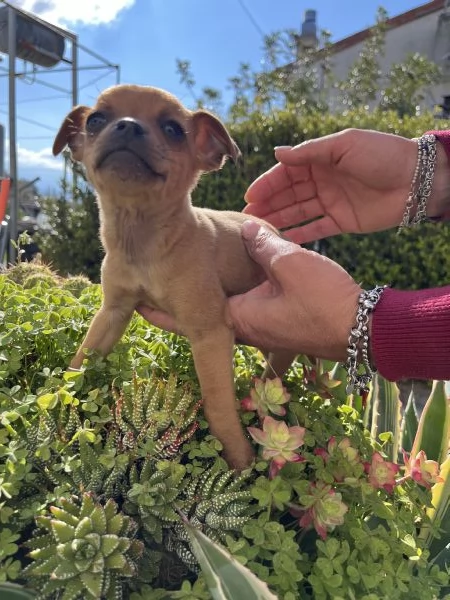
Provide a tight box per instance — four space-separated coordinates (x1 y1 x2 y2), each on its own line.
37 108 450 290
193 108 450 290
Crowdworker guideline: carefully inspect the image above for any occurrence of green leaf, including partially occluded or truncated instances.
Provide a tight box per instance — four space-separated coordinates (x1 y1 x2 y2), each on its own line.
37 392 58 410
49 506 80 527
80 493 96 519
324 574 343 588
60 578 85 600
52 559 80 580
80 571 104 597
430 541 450 570
75 516 93 538
51 519 75 544
182 517 278 600
412 380 450 465
104 552 126 570
106 513 124 536
0 583 37 599
420 456 450 559
90 506 107 535
370 375 401 462
400 389 419 454
100 534 120 557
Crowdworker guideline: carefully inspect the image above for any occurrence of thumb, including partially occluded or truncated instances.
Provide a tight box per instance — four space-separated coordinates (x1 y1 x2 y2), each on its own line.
242 220 299 279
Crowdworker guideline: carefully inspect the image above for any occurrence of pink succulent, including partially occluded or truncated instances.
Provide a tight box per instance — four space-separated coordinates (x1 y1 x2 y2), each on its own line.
241 377 290 417
314 447 329 461
401 450 444 489
293 482 348 540
328 437 360 465
365 451 400 494
314 437 361 482
248 416 305 478
316 436 360 463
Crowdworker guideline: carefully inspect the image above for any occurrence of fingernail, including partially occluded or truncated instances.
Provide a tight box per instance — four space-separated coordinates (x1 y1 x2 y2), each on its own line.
242 219 261 241
274 145 292 151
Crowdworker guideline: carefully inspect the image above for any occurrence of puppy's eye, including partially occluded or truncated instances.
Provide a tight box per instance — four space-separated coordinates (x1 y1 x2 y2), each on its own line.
161 120 185 141
86 111 107 133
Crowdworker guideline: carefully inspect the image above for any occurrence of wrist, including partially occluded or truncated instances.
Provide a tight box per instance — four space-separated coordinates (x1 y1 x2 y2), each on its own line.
332 285 362 363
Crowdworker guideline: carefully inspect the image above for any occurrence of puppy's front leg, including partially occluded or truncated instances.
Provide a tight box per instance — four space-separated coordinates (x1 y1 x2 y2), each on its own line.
189 324 254 471
70 302 135 369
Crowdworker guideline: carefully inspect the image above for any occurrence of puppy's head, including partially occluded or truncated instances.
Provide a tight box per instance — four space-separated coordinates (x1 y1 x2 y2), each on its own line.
53 84 240 199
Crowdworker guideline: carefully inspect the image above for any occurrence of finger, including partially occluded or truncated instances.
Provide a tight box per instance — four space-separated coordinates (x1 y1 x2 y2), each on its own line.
252 196 324 230
275 135 340 167
283 216 342 244
244 162 310 205
243 178 318 220
136 306 183 335
228 292 266 348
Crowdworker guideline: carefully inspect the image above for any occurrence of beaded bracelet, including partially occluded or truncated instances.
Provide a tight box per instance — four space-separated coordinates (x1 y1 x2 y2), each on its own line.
344 285 387 395
398 134 437 232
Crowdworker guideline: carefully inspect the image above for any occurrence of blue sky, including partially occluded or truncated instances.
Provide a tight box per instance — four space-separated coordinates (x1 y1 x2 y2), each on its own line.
1 0 423 193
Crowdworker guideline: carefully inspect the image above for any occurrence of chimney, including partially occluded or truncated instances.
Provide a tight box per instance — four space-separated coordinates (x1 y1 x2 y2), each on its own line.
299 9 318 50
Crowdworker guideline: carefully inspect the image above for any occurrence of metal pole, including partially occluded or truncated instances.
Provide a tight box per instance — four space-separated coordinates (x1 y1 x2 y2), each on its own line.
8 5 17 264
71 36 78 197
0 124 4 177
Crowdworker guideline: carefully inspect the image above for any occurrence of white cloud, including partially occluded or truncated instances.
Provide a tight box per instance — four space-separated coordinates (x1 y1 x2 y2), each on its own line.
17 145 62 170
5 139 62 171
13 0 135 27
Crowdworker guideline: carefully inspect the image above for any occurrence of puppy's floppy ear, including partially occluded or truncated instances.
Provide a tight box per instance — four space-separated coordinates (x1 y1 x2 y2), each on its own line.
52 105 90 161
192 110 241 172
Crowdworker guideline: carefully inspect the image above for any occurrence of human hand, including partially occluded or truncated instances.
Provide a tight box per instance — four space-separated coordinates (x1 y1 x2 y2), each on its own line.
244 129 450 244
227 221 362 361
137 220 362 362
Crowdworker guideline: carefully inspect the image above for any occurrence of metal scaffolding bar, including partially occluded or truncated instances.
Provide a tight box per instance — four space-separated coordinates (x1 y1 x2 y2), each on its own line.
7 5 17 263
0 0 120 263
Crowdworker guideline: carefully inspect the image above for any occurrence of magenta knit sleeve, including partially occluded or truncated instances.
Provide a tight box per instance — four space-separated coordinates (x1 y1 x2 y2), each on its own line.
372 286 450 381
428 129 450 162
371 129 450 382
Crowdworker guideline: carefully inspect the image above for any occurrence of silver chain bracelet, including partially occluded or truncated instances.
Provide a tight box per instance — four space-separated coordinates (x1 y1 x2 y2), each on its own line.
398 134 437 232
344 285 387 395
412 134 437 225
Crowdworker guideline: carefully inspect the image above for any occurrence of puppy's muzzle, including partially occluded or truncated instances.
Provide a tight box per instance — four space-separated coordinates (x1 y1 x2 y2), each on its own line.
112 117 147 141
95 118 164 180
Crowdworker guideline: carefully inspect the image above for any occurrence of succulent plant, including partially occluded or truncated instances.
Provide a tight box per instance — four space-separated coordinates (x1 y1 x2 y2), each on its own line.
125 459 186 544
167 468 256 570
22 273 59 289
4 259 59 287
111 373 201 461
60 275 92 298
24 493 144 600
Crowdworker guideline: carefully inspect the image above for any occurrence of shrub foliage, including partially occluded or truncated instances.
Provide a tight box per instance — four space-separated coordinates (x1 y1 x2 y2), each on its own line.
0 264 448 599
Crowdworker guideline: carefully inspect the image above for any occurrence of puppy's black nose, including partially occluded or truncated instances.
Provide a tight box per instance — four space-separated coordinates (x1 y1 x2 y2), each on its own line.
114 118 146 137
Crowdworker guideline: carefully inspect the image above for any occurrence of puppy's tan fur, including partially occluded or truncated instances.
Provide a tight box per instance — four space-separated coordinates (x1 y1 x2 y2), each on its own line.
53 84 295 470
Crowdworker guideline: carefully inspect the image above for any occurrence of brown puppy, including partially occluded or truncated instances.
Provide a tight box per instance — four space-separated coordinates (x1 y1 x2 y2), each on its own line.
53 84 295 470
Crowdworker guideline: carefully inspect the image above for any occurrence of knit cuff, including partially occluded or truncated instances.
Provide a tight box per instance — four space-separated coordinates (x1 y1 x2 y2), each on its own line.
427 129 450 163
425 129 450 222
372 286 450 381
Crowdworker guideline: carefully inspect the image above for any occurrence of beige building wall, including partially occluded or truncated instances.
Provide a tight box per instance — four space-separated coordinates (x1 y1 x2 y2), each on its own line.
311 3 450 112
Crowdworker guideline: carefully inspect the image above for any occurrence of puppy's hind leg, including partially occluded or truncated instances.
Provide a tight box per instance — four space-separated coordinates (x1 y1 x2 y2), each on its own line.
262 349 297 381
